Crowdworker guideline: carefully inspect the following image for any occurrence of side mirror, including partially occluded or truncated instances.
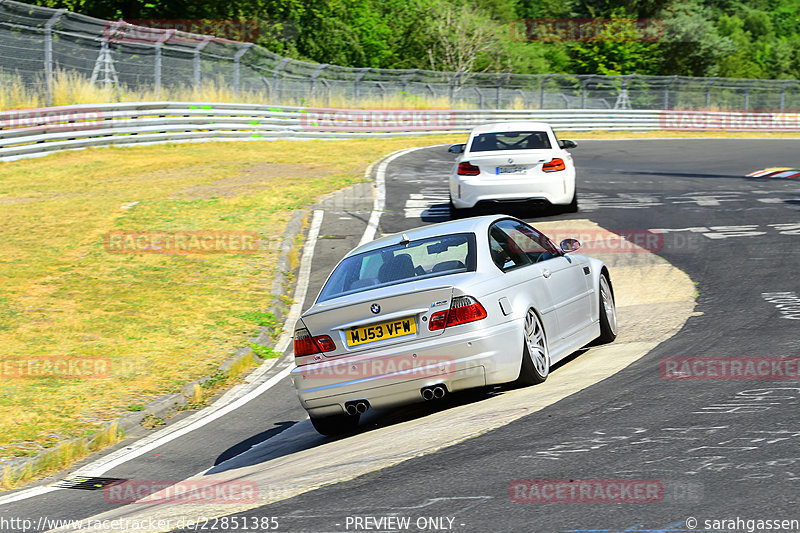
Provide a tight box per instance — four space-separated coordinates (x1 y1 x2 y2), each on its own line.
448 144 465 154
559 139 577 150
559 238 581 253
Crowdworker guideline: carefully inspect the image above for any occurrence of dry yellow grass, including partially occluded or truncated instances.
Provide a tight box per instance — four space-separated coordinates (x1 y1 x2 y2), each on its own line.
0 135 466 472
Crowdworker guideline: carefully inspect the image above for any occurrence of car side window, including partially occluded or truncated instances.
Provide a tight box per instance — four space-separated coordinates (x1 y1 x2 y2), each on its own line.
489 220 561 270
489 223 532 271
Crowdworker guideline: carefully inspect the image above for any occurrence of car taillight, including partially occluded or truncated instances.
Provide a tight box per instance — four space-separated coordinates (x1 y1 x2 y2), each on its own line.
294 328 336 357
457 162 480 176
542 158 566 172
428 296 488 331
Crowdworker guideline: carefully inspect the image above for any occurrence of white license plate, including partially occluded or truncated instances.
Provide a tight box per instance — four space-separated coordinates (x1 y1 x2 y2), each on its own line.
496 165 528 175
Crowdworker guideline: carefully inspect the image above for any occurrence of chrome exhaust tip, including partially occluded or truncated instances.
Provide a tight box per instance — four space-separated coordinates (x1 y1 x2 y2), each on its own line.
421 388 434 401
344 399 370 416
433 385 446 399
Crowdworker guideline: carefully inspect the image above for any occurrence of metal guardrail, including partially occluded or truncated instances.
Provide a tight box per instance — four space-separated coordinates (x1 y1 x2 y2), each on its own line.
2 103 799 162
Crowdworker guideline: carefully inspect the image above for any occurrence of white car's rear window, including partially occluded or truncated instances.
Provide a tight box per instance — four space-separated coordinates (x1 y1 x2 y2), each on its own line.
317 233 477 302
469 131 552 152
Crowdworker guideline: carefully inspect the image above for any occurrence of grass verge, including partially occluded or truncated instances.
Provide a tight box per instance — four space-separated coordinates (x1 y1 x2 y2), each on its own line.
0 135 465 477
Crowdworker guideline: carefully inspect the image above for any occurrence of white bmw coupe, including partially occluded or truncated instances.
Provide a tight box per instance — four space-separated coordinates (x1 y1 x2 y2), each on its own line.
448 122 578 214
291 215 617 435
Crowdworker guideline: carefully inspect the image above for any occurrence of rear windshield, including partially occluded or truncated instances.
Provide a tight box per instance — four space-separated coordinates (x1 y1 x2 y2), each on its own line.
317 233 477 302
469 131 551 152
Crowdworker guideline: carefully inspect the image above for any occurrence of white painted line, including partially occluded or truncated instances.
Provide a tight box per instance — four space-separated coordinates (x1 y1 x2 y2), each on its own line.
358 146 435 247
0 210 326 507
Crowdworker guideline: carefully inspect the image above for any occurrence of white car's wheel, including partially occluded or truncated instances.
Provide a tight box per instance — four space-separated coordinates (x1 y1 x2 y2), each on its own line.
517 308 550 385
596 273 618 343
564 190 578 213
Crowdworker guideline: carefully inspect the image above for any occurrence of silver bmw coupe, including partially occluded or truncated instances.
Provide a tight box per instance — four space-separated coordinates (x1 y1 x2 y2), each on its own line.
291 215 617 435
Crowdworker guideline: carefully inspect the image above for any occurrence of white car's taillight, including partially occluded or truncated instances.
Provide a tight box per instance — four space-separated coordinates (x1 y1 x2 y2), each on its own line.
457 162 481 176
542 158 566 172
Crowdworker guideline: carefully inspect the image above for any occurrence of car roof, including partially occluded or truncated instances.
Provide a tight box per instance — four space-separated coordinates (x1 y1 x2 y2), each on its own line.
348 215 507 256
468 121 554 134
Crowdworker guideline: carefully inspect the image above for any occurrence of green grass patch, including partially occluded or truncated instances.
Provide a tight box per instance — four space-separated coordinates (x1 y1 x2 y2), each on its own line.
0 135 465 480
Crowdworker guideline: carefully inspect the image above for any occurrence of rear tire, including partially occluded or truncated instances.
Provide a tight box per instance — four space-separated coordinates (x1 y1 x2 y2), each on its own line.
516 308 550 385
310 413 360 436
596 273 618 343
449 197 468 219
563 191 578 213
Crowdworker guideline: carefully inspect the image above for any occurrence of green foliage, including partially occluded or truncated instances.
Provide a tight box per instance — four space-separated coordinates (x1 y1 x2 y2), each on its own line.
30 0 800 79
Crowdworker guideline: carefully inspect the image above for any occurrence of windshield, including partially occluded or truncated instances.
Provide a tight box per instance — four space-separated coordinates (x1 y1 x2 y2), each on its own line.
317 233 477 302
469 131 552 152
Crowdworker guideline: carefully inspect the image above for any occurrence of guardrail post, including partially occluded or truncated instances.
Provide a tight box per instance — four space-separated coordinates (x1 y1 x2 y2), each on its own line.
193 36 213 92
44 9 66 107
354 68 369 105
705 77 717 109
273 57 291 102
233 43 254 96
153 30 174 97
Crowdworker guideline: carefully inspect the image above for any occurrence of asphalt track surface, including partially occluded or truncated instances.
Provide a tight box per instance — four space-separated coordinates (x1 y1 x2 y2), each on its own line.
1 139 799 533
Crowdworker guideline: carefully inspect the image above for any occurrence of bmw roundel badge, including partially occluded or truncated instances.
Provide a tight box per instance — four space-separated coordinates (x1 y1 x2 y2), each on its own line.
508 158 514 164
371 304 381 314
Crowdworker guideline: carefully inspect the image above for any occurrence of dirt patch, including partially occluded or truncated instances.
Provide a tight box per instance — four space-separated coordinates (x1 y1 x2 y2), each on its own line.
177 163 336 200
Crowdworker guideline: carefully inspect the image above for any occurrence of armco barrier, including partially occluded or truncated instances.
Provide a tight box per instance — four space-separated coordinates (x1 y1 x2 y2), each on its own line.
2 104 799 162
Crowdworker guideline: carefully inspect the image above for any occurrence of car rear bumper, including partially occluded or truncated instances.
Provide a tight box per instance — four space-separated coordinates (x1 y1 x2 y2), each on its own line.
450 175 574 209
290 320 522 418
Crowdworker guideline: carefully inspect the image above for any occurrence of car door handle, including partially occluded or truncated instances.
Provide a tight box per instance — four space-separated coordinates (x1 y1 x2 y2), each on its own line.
542 269 551 279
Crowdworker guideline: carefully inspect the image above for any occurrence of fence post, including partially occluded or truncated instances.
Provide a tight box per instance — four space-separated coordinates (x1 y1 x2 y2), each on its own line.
743 79 755 111
704 77 717 109
233 43 254 96
153 30 174 98
780 81 792 112
44 9 66 107
354 68 369 105
663 75 677 109
496 73 510 109
193 36 213 92
310 63 328 102
273 57 291 102
449 71 463 106
401 69 418 99
540 74 553 109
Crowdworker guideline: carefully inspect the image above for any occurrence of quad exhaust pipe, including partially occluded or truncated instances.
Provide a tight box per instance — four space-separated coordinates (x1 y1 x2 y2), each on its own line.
344 400 370 416
421 384 447 401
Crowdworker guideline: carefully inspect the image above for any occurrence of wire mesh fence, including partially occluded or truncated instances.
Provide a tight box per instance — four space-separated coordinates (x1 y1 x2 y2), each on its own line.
3 0 800 110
